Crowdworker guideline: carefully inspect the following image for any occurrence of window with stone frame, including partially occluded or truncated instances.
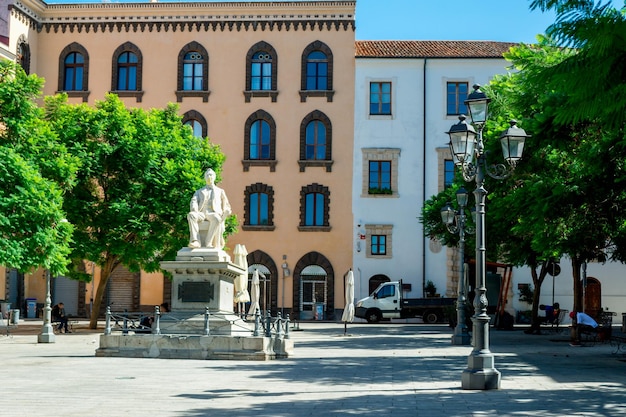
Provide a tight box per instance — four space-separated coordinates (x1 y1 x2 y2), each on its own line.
58 42 90 102
365 224 393 258
111 42 143 102
176 41 209 102
243 183 275 231
298 110 333 172
242 110 277 172
361 148 400 197
299 40 334 102
182 110 208 139
299 183 330 231
446 81 468 115
245 41 278 102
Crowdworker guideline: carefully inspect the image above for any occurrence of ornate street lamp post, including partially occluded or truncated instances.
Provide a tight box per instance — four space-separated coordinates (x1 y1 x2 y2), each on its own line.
441 187 474 346
446 84 530 390
38 270 55 343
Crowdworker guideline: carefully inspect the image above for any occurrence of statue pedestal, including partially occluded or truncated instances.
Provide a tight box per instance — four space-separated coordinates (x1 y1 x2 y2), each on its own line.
160 248 246 336
96 247 294 360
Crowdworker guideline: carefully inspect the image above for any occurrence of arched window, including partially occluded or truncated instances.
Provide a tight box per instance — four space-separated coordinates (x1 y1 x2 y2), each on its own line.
64 53 84 91
299 110 333 172
244 41 278 102
306 120 326 160
250 120 271 160
243 183 275 231
182 110 208 139
299 183 330 230
176 41 209 102
300 41 334 102
242 110 277 171
58 42 89 102
17 36 30 74
111 42 143 101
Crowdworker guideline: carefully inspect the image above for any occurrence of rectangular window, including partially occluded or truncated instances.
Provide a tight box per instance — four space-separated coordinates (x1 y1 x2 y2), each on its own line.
250 193 269 226
444 159 455 188
305 193 324 226
368 161 392 193
371 235 387 255
369 82 391 115
447 82 468 115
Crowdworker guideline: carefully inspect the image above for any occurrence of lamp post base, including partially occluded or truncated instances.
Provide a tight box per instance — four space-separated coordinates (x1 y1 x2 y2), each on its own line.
451 332 471 345
461 353 500 390
38 324 56 344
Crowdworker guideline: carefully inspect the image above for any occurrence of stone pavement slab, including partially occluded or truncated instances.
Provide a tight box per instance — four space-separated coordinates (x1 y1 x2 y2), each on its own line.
1 321 625 416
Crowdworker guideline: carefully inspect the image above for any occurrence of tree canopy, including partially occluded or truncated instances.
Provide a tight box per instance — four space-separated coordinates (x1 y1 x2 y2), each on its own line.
0 61 77 276
45 93 228 328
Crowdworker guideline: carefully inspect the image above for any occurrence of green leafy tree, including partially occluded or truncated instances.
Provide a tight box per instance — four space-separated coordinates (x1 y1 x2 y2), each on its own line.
45 94 228 328
0 61 77 276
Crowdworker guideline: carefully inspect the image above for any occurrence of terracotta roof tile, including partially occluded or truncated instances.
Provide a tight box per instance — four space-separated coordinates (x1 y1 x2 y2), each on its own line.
355 40 517 59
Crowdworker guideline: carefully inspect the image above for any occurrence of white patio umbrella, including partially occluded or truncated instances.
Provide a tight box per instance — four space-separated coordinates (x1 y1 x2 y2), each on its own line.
341 269 355 335
233 244 250 316
247 269 260 319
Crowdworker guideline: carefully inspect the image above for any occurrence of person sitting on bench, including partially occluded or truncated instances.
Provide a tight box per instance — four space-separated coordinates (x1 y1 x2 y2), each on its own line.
52 302 70 333
540 302 560 324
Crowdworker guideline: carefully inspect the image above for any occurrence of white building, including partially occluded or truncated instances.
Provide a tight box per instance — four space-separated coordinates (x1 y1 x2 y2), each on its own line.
353 40 626 325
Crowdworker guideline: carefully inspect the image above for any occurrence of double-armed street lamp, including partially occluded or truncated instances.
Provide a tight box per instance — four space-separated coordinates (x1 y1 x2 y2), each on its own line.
441 187 474 346
445 84 530 390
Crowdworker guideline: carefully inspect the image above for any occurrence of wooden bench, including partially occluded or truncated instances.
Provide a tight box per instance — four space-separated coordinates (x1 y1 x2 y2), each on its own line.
579 311 615 346
541 309 569 334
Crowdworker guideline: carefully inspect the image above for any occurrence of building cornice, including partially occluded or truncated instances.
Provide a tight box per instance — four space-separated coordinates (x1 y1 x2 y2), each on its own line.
11 0 355 33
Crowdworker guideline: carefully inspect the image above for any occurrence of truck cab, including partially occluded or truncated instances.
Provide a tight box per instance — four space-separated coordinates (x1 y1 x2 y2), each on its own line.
355 281 402 323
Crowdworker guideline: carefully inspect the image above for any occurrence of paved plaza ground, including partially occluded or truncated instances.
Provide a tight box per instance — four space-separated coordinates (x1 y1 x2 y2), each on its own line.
1 319 625 417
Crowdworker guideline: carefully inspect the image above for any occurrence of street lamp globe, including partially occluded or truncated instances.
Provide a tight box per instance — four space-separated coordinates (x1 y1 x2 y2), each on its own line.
500 120 530 166
465 84 491 126
446 115 477 165
456 187 469 207
440 203 456 226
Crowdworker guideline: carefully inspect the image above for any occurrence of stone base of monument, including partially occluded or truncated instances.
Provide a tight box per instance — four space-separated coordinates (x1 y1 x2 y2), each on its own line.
95 247 294 360
96 333 293 360
96 334 293 361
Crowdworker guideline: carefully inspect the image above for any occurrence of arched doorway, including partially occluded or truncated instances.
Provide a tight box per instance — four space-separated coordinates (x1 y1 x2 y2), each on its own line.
248 263 272 314
369 274 390 295
293 252 334 321
246 250 279 314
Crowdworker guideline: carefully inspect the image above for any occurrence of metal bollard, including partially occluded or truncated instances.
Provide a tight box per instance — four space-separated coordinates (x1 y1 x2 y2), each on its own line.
203 307 210 336
154 305 161 335
277 312 284 339
265 310 272 337
122 311 129 335
253 308 261 336
285 314 290 339
104 306 111 335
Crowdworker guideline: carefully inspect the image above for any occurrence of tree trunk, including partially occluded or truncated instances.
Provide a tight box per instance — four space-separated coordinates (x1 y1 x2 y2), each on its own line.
528 261 547 334
571 257 584 313
88 256 118 329
570 257 584 343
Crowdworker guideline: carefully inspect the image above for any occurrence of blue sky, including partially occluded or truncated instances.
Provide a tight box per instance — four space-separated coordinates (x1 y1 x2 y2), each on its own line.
43 0 625 44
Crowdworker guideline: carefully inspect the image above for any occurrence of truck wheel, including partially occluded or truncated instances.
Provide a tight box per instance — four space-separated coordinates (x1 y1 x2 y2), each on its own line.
365 309 382 323
423 311 439 324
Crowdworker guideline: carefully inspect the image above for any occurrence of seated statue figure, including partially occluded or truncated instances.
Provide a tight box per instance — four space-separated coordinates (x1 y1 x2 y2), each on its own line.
187 168 231 250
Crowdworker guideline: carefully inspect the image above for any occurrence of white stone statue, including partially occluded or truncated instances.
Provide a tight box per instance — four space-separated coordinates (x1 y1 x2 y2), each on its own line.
187 168 232 249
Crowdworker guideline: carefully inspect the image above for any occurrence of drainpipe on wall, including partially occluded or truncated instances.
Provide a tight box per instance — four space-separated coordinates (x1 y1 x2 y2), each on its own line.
422 58 428 296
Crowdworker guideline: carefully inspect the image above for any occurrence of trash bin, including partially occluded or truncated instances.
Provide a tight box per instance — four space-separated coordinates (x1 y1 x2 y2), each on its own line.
622 313 626 333
26 298 37 319
9 309 19 325
314 303 325 321
0 302 10 319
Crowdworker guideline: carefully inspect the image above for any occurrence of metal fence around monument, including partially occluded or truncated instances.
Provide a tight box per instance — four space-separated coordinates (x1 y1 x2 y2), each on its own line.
103 306 290 339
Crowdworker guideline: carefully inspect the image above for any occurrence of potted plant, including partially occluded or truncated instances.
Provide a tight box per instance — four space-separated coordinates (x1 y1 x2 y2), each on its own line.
425 280 437 297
